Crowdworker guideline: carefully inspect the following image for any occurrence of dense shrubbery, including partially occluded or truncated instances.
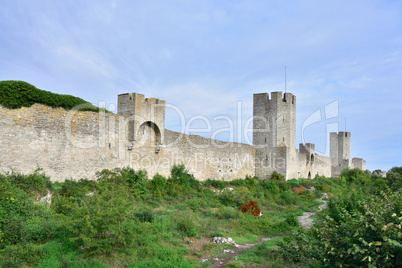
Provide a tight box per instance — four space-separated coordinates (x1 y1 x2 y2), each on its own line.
0 80 106 112
0 166 401 267
277 168 402 267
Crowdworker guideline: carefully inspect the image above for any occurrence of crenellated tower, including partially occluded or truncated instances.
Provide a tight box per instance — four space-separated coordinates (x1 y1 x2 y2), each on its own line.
330 131 352 177
253 92 296 179
118 93 166 153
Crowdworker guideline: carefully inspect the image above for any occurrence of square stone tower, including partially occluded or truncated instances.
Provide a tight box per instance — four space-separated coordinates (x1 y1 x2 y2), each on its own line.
118 93 166 152
330 131 352 177
253 92 296 179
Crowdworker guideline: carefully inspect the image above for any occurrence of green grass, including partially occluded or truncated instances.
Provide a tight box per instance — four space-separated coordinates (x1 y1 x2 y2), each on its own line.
1 166 393 267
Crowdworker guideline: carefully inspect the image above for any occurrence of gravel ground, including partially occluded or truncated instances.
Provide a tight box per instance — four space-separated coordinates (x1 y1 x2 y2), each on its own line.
298 198 328 229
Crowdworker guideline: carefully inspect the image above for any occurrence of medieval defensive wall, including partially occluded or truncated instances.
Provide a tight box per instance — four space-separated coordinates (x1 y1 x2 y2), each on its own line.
0 90 366 181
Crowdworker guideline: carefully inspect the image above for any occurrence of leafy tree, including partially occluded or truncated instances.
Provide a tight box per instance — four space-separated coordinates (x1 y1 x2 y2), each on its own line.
341 168 371 185
386 167 402 191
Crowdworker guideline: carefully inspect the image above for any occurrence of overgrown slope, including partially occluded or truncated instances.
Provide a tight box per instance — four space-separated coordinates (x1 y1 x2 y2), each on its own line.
0 80 103 112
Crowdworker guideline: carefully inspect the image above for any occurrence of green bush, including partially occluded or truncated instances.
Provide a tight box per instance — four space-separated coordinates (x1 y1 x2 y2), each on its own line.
300 179 314 189
341 168 371 185
261 180 280 195
204 179 227 189
58 178 96 198
169 164 200 191
271 171 285 181
386 167 402 191
61 181 138 255
279 190 298 205
282 190 402 267
51 195 78 215
218 206 239 219
287 179 300 188
284 214 299 227
0 243 46 267
172 213 197 237
0 80 106 112
278 181 291 191
147 173 167 197
134 206 154 223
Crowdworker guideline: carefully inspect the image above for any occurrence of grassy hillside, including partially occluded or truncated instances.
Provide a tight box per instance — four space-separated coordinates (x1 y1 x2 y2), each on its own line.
0 80 104 112
0 166 400 267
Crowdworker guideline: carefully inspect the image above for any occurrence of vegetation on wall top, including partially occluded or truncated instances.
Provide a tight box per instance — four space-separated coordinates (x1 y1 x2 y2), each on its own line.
0 80 106 112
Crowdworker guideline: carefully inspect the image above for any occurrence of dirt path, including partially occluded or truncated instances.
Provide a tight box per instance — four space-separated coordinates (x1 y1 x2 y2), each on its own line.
202 235 284 268
202 199 328 267
298 199 328 229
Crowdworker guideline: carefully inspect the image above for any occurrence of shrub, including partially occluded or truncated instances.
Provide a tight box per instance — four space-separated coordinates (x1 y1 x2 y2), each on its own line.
271 171 285 181
341 168 371 185
51 195 77 215
204 179 227 189
219 206 239 219
287 179 300 188
218 188 235 206
285 214 299 227
300 179 314 189
321 185 330 193
134 206 154 223
0 243 46 267
233 186 253 206
279 190 297 205
302 191 315 202
147 173 167 197
386 167 402 191
61 181 138 255
121 167 148 187
58 178 96 198
311 191 402 267
278 181 291 191
261 180 280 195
172 213 197 237
167 165 200 196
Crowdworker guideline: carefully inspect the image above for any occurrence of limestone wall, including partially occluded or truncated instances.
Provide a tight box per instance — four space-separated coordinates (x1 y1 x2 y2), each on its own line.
0 104 255 181
0 104 130 181
132 130 255 180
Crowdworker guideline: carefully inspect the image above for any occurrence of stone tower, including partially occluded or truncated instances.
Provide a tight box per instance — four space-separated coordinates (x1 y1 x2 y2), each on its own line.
118 93 166 153
253 92 296 179
330 131 351 177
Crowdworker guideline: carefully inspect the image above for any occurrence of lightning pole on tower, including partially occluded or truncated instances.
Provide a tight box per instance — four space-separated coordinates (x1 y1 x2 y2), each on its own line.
285 66 287 93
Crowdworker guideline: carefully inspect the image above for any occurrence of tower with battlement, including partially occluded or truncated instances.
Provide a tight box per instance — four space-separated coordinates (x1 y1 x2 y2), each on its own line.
330 131 352 177
118 93 166 153
253 92 296 179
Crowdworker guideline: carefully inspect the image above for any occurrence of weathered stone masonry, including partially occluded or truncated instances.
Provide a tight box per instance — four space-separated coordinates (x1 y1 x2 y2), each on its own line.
0 91 365 181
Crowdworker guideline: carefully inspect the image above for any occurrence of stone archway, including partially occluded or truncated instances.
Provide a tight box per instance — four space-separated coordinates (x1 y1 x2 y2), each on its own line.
136 121 162 153
308 171 311 179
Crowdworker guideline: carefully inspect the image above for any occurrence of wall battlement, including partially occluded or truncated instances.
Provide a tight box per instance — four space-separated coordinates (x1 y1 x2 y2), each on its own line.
253 92 296 104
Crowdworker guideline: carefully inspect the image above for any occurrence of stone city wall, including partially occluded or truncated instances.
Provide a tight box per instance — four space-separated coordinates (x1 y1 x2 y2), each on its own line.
0 104 255 181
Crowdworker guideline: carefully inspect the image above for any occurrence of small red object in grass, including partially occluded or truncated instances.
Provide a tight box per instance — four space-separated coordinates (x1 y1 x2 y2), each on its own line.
240 200 261 217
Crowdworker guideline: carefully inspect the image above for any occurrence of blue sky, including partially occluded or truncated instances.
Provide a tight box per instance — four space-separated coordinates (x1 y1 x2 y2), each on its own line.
1 0 401 172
